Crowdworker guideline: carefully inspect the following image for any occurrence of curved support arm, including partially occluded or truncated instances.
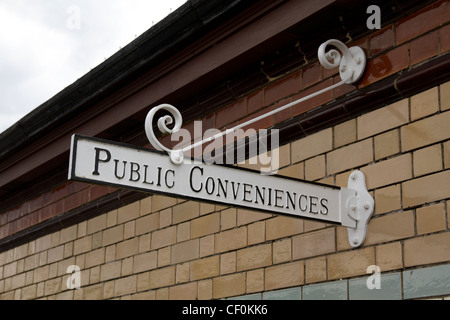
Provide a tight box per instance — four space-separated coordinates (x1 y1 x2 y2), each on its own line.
146 39 367 165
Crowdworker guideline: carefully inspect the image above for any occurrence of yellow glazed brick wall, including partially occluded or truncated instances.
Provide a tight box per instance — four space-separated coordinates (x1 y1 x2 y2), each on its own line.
1 82 450 300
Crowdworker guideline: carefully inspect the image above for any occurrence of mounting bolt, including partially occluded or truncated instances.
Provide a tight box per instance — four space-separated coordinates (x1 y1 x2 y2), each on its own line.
351 173 357 181
364 203 370 210
353 238 359 245
351 205 357 211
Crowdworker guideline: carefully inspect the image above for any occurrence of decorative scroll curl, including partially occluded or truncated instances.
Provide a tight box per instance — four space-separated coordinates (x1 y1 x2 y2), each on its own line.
318 39 347 69
318 39 366 84
145 104 184 164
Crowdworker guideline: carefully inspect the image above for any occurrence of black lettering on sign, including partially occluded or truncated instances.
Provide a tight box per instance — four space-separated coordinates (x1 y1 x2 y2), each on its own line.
309 196 319 214
299 195 308 212
217 179 228 198
190 166 203 193
114 160 127 180
255 186 265 205
165 170 176 189
320 198 329 215
143 165 154 185
156 167 163 187
231 182 240 200
274 189 284 208
205 177 215 195
129 162 140 182
92 148 111 176
243 184 253 203
286 191 296 210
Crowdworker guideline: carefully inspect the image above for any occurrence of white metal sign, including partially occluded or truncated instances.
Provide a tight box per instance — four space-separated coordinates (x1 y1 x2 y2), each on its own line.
68 39 374 247
68 135 367 231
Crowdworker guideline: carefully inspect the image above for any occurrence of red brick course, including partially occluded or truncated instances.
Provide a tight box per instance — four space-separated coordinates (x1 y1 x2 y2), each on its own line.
207 0 449 131
395 0 449 45
0 182 117 240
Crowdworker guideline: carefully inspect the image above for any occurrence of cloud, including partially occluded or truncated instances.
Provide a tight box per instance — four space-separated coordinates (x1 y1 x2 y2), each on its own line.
0 0 186 133
0 2 77 124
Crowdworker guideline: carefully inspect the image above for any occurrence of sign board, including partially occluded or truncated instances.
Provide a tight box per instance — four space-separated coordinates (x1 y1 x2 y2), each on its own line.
68 135 356 228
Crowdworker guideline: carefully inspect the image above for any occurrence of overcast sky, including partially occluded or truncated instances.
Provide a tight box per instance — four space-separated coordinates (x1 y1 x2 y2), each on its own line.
0 0 186 134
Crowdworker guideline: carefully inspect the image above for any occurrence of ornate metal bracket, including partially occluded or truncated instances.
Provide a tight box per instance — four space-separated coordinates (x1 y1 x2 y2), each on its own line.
346 171 374 248
145 39 367 165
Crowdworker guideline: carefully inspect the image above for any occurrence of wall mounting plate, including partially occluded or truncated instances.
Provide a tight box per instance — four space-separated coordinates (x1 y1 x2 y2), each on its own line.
346 171 374 248
340 46 367 84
